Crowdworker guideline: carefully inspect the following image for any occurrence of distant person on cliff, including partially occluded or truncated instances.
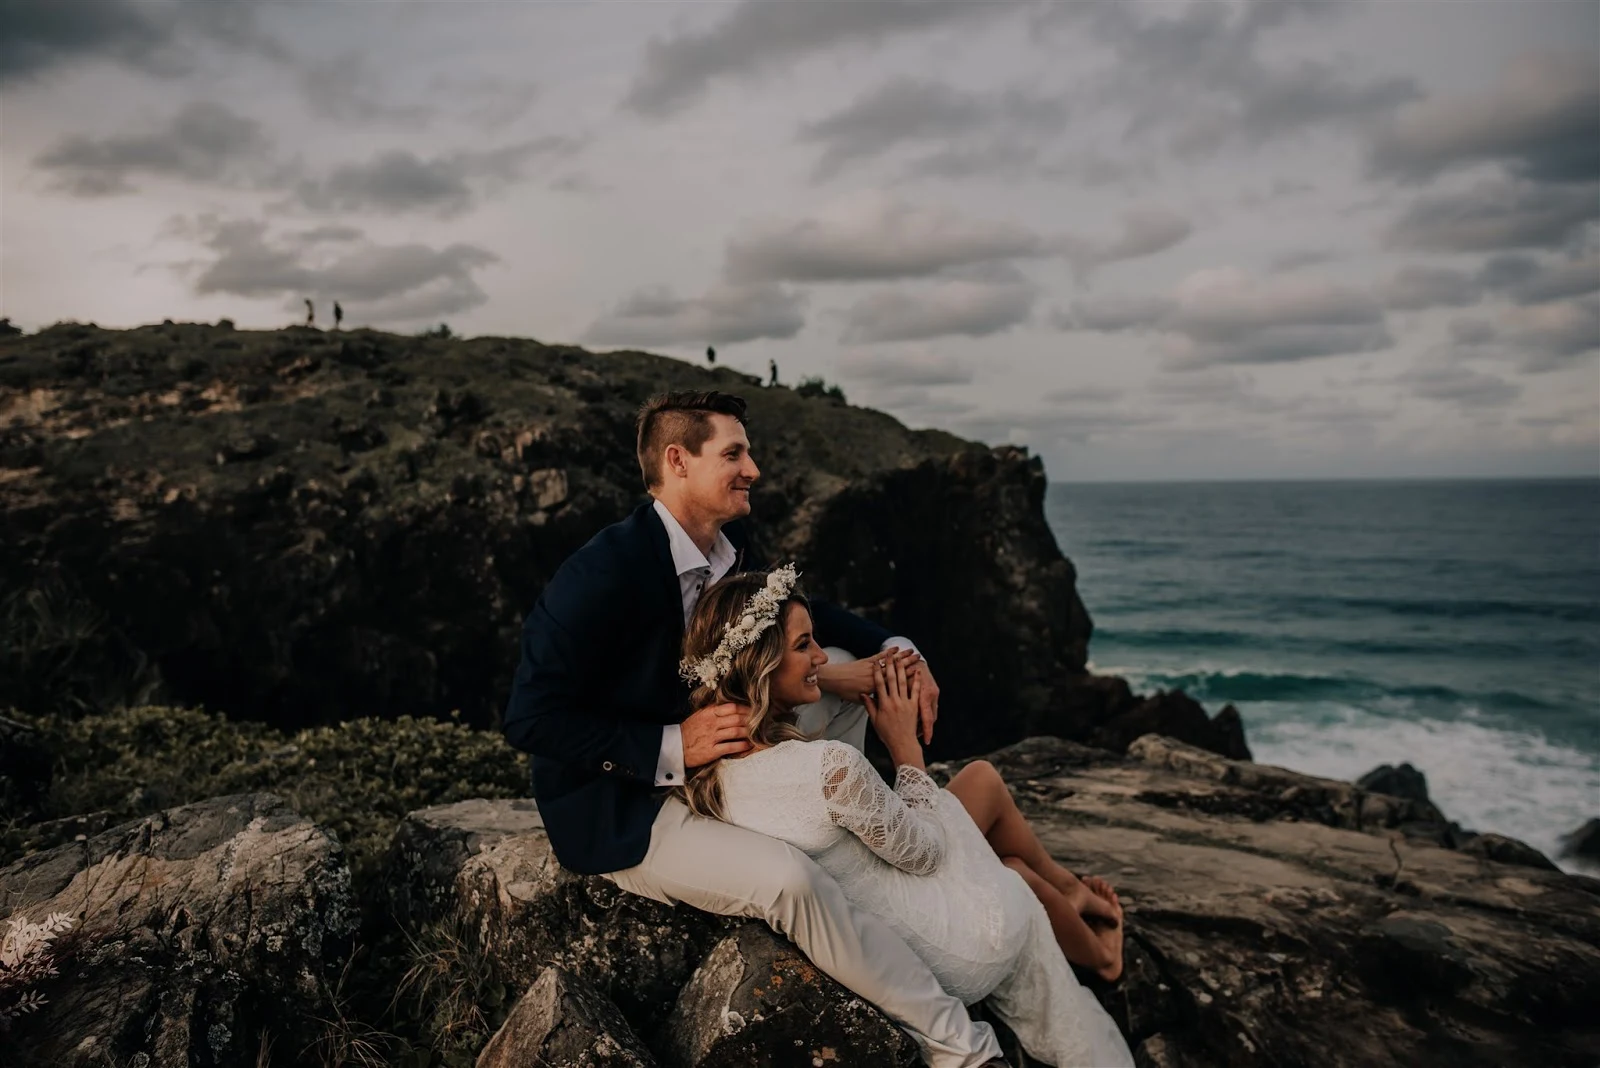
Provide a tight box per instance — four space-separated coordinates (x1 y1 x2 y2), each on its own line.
503 390 1007 1066
706 345 715 365
304 298 315 327
676 570 1134 1066
769 358 779 386
334 301 344 330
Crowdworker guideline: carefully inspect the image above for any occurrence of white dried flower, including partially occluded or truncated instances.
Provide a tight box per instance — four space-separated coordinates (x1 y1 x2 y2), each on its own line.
680 564 801 688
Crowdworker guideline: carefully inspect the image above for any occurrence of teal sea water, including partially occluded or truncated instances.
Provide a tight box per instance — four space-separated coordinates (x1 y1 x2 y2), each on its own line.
1044 478 1600 867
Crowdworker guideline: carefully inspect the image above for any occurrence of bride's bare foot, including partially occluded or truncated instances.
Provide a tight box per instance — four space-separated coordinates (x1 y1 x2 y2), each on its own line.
1078 875 1122 928
1093 920 1124 982
1082 876 1125 981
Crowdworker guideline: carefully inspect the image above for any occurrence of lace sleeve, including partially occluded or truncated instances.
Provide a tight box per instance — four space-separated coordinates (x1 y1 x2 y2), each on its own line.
819 742 946 876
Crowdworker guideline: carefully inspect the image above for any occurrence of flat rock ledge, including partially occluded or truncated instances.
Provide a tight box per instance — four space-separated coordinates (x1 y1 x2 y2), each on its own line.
392 736 1600 1068
0 793 357 1068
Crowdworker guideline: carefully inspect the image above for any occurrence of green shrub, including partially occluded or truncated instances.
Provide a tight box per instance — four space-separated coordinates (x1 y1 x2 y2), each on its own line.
8 707 528 888
795 375 846 403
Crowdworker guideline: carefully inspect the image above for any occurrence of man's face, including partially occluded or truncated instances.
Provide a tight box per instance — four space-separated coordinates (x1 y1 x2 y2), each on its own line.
678 413 760 521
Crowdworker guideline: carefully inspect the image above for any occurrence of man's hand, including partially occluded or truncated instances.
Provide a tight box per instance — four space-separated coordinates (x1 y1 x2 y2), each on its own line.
816 651 920 702
906 659 939 745
681 701 752 769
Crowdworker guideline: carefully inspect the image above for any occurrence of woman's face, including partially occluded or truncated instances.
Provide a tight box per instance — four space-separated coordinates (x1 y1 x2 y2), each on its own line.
769 602 828 709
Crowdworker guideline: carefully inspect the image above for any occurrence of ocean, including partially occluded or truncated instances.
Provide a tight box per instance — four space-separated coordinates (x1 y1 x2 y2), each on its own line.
1044 478 1600 869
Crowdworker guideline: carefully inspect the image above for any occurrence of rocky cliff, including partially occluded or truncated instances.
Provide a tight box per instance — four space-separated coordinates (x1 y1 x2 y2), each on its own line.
0 321 1243 760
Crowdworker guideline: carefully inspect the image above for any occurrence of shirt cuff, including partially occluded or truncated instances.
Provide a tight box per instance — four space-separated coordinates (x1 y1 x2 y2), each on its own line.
655 723 686 786
881 636 920 657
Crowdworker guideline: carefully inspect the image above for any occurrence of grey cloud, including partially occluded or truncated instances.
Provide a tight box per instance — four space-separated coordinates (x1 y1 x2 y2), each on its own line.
1370 51 1600 184
1385 179 1598 252
585 283 806 347
1059 294 1174 332
1269 248 1336 272
950 407 1161 448
1398 365 1521 408
291 139 580 216
1046 0 1418 156
1169 324 1393 367
1162 268 1392 368
1383 265 1482 311
189 217 498 321
1146 368 1308 418
300 51 434 125
623 0 1023 117
726 197 1044 283
1449 318 1497 345
0 0 286 85
834 351 974 387
1476 253 1600 305
798 78 1069 180
1041 384 1124 405
840 275 1035 343
35 101 275 196
1063 208 1192 277
848 385 978 422
1499 295 1600 370
908 142 1145 187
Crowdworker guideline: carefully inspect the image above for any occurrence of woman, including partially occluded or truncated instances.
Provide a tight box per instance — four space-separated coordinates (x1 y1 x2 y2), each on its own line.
676 567 1134 1068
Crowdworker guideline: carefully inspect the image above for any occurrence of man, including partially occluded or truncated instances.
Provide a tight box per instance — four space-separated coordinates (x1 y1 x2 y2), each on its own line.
503 391 1003 1066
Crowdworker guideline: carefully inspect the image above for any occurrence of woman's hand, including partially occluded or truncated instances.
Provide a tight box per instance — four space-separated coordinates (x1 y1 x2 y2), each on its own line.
862 650 925 771
817 650 919 703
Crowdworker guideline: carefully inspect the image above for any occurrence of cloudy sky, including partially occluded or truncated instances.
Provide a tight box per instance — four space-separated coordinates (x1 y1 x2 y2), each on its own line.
4 0 1597 480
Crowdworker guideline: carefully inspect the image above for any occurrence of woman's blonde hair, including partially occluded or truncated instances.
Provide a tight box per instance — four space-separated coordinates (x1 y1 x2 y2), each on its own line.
676 571 812 821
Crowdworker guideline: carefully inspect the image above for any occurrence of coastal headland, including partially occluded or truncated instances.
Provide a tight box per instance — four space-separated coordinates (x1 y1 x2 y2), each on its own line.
2 323 1595 1066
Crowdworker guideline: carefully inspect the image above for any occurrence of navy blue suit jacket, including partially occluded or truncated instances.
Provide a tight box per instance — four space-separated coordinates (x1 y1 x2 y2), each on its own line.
503 502 893 874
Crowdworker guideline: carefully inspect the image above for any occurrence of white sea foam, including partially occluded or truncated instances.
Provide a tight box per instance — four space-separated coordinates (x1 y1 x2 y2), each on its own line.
1246 702 1597 871
1086 660 1598 871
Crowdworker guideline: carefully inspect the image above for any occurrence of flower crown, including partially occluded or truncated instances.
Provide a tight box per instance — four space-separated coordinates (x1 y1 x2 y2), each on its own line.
680 564 801 689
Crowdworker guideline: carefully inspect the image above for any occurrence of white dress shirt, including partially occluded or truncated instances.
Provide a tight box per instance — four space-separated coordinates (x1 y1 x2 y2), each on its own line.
651 498 920 786
653 500 738 785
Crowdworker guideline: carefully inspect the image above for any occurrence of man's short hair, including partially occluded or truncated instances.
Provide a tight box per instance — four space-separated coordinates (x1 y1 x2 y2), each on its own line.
635 391 748 489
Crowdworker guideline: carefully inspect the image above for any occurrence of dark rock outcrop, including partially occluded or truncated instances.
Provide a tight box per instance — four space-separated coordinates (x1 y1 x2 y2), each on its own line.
1357 762 1431 803
0 323 1239 761
1561 818 1600 867
0 793 357 1067
477 967 657 1068
0 713 51 816
1086 691 1253 762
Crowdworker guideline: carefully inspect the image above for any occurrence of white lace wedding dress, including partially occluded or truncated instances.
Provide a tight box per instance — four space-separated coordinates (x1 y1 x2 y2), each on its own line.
718 739 1134 1068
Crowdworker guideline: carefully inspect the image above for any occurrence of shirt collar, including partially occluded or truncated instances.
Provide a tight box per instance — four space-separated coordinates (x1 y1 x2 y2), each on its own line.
652 499 736 578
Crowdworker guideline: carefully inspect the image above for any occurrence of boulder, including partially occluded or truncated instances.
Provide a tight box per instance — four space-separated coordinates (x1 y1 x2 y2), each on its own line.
1560 818 1600 866
1356 763 1431 803
0 793 357 1067
972 736 1600 1067
664 925 917 1068
383 797 912 1064
1087 691 1253 761
1458 831 1559 871
477 967 657 1068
